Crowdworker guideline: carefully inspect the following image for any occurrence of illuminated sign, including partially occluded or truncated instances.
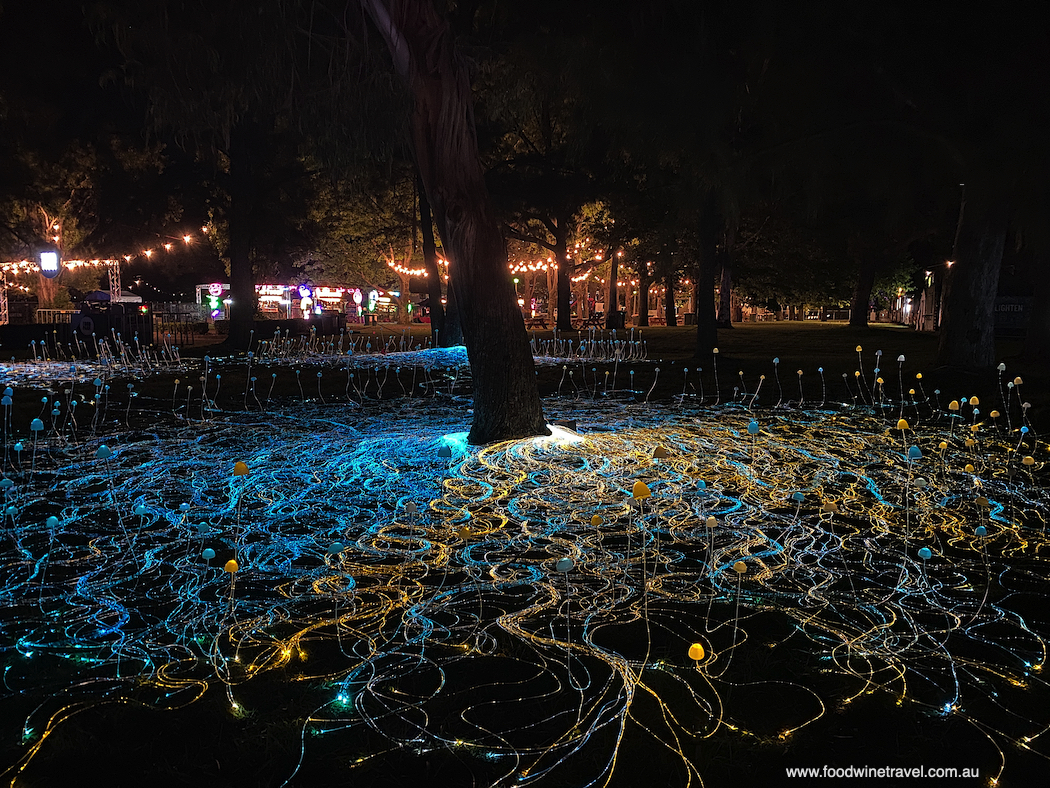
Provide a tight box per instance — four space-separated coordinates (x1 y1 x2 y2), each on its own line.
256 285 289 297
208 282 224 297
39 251 61 279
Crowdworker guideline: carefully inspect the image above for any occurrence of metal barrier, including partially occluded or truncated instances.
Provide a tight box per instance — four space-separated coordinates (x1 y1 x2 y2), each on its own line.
35 309 79 324
151 303 209 347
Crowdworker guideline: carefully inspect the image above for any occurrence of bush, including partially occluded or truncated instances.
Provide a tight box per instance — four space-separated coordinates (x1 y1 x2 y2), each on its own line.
214 319 230 335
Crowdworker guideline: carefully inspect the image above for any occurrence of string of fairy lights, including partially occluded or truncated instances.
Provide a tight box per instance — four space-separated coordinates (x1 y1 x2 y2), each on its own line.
0 339 1046 786
389 240 675 300
0 228 208 275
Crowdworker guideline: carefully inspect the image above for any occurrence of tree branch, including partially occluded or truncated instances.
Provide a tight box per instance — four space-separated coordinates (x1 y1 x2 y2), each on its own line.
504 225 556 252
358 0 411 79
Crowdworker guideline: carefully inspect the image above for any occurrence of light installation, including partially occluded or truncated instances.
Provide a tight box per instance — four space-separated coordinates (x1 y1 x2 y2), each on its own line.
0 340 1045 786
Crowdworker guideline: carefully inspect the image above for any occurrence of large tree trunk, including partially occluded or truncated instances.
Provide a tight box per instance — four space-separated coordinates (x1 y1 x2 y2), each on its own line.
715 216 736 329
226 121 259 350
935 210 1007 370
849 250 878 328
363 0 546 443
693 200 719 364
1022 257 1050 362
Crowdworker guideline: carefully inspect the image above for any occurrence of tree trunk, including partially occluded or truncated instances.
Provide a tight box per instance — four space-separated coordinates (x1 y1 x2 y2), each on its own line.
554 220 573 331
442 276 464 345
1022 257 1050 362
37 273 59 308
849 250 878 328
226 121 259 350
605 253 620 329
716 216 736 328
362 0 546 443
417 171 446 343
428 207 464 346
935 211 1007 370
693 199 719 364
637 266 651 326
663 272 676 326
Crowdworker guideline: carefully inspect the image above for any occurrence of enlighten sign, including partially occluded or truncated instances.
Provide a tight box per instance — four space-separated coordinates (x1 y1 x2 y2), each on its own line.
39 251 61 279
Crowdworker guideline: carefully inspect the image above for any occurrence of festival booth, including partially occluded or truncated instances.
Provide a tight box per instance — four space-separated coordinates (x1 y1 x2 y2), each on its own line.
196 283 399 329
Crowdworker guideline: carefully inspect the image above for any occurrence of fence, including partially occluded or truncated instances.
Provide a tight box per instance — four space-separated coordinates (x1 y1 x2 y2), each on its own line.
151 302 210 347
35 309 80 325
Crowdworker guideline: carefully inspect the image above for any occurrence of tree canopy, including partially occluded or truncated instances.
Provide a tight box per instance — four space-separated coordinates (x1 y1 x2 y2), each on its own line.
2 0 1048 381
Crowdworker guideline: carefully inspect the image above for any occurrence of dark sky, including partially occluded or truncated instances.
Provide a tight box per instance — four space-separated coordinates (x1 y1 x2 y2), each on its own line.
0 0 225 296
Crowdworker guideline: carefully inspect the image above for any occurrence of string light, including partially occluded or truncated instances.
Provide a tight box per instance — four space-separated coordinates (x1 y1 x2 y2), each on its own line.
1 231 204 276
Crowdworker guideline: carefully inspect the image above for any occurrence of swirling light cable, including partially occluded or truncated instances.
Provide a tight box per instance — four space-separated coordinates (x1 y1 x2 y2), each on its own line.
0 346 1046 787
